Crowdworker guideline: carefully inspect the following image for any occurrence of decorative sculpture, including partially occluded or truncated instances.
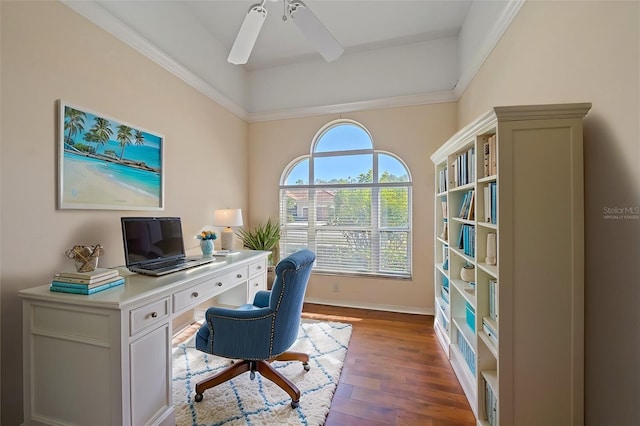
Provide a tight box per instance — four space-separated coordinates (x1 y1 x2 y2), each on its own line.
65 244 104 272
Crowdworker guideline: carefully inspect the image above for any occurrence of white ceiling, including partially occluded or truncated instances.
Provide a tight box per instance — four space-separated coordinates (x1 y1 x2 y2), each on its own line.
188 0 473 70
97 0 472 70
63 0 523 121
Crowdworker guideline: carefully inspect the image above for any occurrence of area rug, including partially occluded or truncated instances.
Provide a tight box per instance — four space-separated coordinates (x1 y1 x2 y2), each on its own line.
172 320 353 426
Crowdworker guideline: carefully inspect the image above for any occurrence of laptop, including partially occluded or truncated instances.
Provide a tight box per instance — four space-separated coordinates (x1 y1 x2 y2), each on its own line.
121 217 214 276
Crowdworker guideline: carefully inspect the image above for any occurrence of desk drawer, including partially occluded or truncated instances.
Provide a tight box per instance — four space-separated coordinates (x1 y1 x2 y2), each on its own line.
217 266 249 288
130 297 169 336
173 279 216 314
249 258 267 277
248 274 266 302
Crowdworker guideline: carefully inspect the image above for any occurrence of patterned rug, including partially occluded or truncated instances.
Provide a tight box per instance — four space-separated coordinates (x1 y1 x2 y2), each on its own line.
172 320 353 425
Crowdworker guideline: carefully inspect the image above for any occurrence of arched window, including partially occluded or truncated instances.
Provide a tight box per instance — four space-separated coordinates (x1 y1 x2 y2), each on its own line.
279 120 412 278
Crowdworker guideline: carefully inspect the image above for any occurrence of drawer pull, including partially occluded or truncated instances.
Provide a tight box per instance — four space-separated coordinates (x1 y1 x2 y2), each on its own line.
216 282 223 287
257 265 262 270
151 312 158 318
253 282 259 287
191 292 199 298
237 274 243 279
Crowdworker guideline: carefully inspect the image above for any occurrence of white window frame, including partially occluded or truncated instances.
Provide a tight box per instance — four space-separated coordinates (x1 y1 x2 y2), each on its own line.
279 120 413 278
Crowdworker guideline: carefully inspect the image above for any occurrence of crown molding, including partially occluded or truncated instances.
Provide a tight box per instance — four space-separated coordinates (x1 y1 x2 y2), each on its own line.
247 91 457 123
60 0 250 122
453 0 526 99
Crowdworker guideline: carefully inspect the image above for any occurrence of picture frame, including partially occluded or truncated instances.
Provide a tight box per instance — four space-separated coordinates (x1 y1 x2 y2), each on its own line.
58 100 165 210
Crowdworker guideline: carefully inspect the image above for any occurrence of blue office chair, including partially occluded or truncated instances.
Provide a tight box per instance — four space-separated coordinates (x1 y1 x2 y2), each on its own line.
194 249 316 408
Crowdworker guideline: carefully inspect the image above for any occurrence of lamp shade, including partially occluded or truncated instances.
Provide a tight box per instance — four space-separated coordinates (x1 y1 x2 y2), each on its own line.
214 209 244 227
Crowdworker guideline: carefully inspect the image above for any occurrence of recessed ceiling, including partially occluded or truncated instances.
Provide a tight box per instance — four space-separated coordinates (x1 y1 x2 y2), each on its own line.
97 0 472 70
65 0 522 120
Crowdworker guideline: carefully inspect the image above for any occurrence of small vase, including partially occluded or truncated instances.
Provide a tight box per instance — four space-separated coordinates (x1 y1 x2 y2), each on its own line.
460 264 475 282
200 239 214 255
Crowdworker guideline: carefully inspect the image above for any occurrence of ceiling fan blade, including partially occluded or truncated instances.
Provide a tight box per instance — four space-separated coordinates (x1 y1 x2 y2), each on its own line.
228 3 268 65
288 1 344 62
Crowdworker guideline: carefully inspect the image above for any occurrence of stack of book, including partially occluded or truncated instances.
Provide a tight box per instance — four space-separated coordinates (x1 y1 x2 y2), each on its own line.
50 268 124 295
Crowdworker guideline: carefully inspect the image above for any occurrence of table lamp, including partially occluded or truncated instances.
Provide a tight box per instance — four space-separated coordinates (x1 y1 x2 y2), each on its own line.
214 209 243 251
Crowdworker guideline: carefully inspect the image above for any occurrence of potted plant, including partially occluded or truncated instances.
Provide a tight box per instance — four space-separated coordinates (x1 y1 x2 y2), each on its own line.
235 218 280 288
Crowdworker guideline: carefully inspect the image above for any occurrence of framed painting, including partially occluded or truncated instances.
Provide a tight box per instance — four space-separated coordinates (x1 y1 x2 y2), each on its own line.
58 100 165 210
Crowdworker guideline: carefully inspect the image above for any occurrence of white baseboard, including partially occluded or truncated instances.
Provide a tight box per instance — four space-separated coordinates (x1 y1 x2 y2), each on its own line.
304 297 434 316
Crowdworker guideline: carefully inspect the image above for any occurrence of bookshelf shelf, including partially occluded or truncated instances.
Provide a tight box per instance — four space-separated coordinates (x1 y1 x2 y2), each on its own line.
431 103 590 426
477 262 497 278
477 222 497 230
451 278 475 306
479 330 498 358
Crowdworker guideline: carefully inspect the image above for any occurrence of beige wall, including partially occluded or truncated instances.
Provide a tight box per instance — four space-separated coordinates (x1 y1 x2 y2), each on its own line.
248 103 457 312
0 2 249 424
458 1 639 424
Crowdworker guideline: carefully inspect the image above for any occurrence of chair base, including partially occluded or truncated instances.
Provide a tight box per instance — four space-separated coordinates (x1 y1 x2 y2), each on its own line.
194 351 310 408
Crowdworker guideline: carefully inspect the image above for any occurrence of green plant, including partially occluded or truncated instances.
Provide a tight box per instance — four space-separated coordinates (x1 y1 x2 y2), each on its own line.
235 218 280 263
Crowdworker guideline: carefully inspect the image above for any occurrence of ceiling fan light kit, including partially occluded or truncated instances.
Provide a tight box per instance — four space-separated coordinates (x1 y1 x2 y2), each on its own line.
228 0 344 65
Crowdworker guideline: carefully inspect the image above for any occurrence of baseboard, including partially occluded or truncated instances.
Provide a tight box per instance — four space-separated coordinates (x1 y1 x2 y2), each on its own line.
304 297 434 316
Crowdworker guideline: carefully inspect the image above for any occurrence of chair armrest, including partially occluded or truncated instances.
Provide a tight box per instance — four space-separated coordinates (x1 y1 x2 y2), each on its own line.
252 290 271 308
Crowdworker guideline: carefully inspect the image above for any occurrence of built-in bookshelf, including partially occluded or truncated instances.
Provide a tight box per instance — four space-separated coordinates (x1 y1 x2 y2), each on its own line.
431 103 591 426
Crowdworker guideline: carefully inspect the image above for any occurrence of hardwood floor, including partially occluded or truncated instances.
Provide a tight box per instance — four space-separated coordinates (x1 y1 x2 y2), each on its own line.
173 303 475 425
302 303 475 426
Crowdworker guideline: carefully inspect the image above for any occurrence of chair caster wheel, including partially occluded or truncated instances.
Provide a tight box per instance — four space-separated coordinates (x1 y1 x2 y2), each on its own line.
194 393 203 403
250 371 256 380
303 362 310 371
291 400 299 408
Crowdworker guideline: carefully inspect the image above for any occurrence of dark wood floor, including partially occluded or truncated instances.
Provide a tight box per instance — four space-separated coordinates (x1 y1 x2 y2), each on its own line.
302 303 475 426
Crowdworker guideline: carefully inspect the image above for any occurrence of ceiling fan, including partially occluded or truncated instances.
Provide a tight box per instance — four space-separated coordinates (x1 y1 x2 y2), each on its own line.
228 0 344 65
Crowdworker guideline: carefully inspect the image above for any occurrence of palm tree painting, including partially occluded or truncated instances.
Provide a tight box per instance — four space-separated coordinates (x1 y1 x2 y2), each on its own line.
58 101 164 210
116 125 133 160
64 107 86 146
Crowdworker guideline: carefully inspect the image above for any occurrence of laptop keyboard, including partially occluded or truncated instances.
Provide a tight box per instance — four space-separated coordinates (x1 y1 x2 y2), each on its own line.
146 259 188 270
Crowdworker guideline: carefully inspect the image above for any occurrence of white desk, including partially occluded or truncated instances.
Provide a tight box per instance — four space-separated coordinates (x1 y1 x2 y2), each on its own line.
19 250 269 426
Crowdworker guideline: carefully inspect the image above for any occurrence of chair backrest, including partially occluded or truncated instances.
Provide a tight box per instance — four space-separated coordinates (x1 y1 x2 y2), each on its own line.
269 249 316 355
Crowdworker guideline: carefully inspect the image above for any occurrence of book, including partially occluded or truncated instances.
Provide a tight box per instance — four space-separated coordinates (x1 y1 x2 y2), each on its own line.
55 268 118 282
483 141 490 177
450 161 457 188
482 316 499 342
442 245 449 270
440 219 448 241
489 134 497 176
466 190 475 220
53 270 120 284
458 191 469 218
51 274 125 289
484 185 491 222
489 279 498 320
50 277 125 295
467 147 476 183
490 182 497 224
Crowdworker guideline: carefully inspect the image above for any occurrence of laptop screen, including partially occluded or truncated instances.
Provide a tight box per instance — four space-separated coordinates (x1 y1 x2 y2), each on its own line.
121 217 186 267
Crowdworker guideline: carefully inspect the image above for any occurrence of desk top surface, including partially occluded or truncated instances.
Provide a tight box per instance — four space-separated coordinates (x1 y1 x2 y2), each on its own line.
19 250 270 309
